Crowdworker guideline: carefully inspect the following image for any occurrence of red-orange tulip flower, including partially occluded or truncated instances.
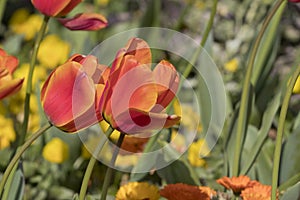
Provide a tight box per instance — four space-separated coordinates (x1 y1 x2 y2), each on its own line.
100 38 181 134
31 0 108 31
41 54 110 132
0 49 24 100
31 0 82 17
58 13 107 31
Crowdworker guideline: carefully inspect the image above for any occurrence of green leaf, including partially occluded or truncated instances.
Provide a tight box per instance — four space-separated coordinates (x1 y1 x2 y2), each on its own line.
139 0 161 27
48 186 74 199
280 125 300 183
6 166 25 200
281 182 300 200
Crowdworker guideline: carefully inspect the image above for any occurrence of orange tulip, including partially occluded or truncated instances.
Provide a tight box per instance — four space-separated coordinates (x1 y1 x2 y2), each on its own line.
31 0 108 31
31 0 82 17
41 54 110 132
0 49 24 100
100 38 181 134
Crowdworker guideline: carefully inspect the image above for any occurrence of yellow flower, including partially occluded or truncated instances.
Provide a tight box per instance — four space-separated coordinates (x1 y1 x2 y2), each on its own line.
97 0 109 6
9 9 43 41
42 138 69 163
116 182 160 200
293 76 300 94
0 115 16 149
37 35 70 68
188 139 209 167
173 100 202 132
224 58 239 72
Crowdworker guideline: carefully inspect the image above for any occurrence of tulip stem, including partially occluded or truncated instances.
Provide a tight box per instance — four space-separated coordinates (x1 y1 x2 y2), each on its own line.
100 132 125 200
271 65 300 200
0 123 52 198
232 0 286 177
19 15 50 146
182 0 218 79
0 0 7 27
79 126 114 200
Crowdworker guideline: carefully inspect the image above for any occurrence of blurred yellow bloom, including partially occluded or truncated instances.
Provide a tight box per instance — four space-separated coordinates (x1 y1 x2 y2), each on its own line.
97 0 109 6
116 182 160 200
188 139 209 167
42 138 69 163
0 115 16 149
293 76 300 94
37 35 70 68
173 100 202 132
224 58 239 72
9 8 43 41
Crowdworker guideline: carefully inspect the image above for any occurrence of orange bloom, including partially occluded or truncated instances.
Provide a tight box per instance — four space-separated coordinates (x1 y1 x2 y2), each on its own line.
160 183 211 200
120 135 149 154
217 175 252 194
199 186 217 198
241 184 278 200
41 54 109 132
31 0 82 17
100 38 180 134
0 49 23 100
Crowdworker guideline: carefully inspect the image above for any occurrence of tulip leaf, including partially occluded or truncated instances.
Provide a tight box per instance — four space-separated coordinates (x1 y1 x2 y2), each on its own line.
281 182 300 200
5 165 24 200
240 91 281 175
139 0 161 27
279 173 300 192
280 125 300 184
156 141 200 185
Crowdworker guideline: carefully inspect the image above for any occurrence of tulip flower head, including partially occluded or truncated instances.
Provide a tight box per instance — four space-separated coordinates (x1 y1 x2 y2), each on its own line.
41 54 109 132
31 0 108 31
41 38 180 134
0 49 24 100
100 38 181 134
289 0 300 2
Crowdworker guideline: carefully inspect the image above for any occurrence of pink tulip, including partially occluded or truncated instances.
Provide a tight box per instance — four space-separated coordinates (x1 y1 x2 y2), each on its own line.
289 0 300 2
0 49 24 100
31 0 108 31
100 38 181 134
41 54 109 132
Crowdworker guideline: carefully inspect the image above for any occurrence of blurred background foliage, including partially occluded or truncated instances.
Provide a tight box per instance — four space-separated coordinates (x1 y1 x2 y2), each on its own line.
0 0 300 199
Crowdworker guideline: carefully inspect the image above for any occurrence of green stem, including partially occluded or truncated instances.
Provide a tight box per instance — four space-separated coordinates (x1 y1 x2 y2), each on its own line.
232 0 285 176
0 0 7 27
79 126 114 200
182 0 217 79
0 123 52 197
19 15 50 146
100 133 125 200
147 0 218 153
1 160 18 200
271 65 300 200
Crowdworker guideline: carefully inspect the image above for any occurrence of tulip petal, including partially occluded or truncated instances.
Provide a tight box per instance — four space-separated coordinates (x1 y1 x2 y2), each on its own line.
58 13 108 31
153 60 179 109
0 78 24 100
31 0 72 17
111 38 152 74
102 59 158 127
41 62 97 131
58 0 82 17
114 108 181 134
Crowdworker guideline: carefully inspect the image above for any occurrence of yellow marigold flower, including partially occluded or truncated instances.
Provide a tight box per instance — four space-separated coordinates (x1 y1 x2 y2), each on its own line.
116 182 160 200
42 138 69 163
293 76 300 94
9 9 43 41
241 184 278 200
0 115 16 149
188 139 209 167
37 35 70 68
224 58 239 72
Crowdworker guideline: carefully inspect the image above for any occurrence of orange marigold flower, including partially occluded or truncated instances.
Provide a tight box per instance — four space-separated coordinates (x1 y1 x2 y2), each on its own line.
217 175 251 194
160 183 211 200
241 184 278 200
199 186 217 198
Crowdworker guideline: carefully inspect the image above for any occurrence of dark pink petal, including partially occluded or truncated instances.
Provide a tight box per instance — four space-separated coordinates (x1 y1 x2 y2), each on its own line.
58 13 108 31
31 0 71 17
